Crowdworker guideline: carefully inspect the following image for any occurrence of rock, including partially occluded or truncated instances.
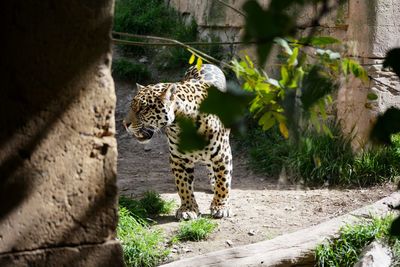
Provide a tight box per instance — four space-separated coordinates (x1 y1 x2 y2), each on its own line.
353 241 392 267
248 230 256 236
226 240 233 247
183 248 192 253
139 56 148 63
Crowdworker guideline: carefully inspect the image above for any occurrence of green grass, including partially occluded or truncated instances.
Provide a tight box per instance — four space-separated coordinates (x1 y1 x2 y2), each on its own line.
176 217 218 241
118 207 169 267
117 191 176 267
138 191 175 216
111 58 151 83
119 191 175 218
236 122 400 186
315 215 399 266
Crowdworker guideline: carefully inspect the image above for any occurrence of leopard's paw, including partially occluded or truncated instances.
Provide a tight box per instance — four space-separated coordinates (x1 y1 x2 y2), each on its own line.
210 205 232 219
176 206 199 220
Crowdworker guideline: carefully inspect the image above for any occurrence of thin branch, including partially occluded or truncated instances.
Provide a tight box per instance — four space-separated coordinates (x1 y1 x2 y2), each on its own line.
112 37 255 46
216 0 246 17
112 31 232 68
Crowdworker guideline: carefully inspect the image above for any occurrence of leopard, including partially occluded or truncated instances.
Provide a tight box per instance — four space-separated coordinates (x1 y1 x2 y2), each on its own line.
123 64 232 220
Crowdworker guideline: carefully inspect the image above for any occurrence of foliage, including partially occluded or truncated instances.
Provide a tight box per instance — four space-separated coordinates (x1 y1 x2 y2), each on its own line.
237 122 400 186
228 37 367 139
176 217 218 241
119 191 175 218
176 116 208 153
112 58 151 83
117 207 169 267
114 0 195 56
200 86 253 127
315 215 398 267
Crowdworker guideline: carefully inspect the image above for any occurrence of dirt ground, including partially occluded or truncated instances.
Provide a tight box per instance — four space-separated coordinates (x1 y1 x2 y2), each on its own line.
115 79 396 264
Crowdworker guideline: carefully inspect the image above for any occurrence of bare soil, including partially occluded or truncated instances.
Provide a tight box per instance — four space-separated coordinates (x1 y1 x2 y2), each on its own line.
115 79 396 264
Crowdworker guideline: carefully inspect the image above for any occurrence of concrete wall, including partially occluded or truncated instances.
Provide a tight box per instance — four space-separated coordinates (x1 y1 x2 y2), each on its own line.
338 0 400 149
168 0 400 150
0 1 123 266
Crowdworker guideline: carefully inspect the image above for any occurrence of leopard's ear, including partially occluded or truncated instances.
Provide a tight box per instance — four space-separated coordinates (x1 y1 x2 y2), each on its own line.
136 83 145 91
160 84 176 101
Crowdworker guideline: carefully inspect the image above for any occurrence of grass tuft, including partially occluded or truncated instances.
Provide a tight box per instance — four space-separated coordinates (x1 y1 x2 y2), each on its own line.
119 191 175 219
139 191 175 216
118 207 169 267
176 217 218 241
315 215 398 266
117 192 175 266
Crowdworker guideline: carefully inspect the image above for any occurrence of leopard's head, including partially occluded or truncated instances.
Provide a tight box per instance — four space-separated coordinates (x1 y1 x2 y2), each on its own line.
123 83 176 143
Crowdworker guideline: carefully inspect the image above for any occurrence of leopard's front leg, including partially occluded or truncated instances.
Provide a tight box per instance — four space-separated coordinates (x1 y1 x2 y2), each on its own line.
170 156 199 220
209 140 232 218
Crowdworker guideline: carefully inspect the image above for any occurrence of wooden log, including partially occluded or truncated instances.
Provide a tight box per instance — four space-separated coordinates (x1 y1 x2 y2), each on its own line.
161 192 400 267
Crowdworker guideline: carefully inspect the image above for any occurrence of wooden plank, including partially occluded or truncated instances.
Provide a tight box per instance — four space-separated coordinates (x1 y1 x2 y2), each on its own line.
161 192 400 267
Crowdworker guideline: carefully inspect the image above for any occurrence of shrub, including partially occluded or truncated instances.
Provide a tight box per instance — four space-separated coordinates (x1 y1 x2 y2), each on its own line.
237 121 400 186
176 217 218 241
112 58 151 83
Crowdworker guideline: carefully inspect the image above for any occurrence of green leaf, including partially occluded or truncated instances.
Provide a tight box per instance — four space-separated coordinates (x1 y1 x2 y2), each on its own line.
301 66 337 111
316 49 340 60
267 78 280 88
176 116 207 152
299 36 340 46
342 58 368 81
280 66 289 86
275 37 292 55
287 47 298 66
310 110 321 131
196 57 203 71
272 111 286 122
249 97 261 113
279 122 289 139
189 53 195 64
322 124 333 138
200 86 253 127
258 112 275 131
318 98 328 120
367 92 378 101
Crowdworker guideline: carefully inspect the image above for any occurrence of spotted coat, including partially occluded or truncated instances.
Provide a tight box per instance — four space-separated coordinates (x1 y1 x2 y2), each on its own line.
123 64 232 219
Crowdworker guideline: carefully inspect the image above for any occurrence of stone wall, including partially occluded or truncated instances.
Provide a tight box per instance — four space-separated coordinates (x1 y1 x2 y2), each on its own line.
0 1 123 266
338 0 400 149
168 0 400 150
